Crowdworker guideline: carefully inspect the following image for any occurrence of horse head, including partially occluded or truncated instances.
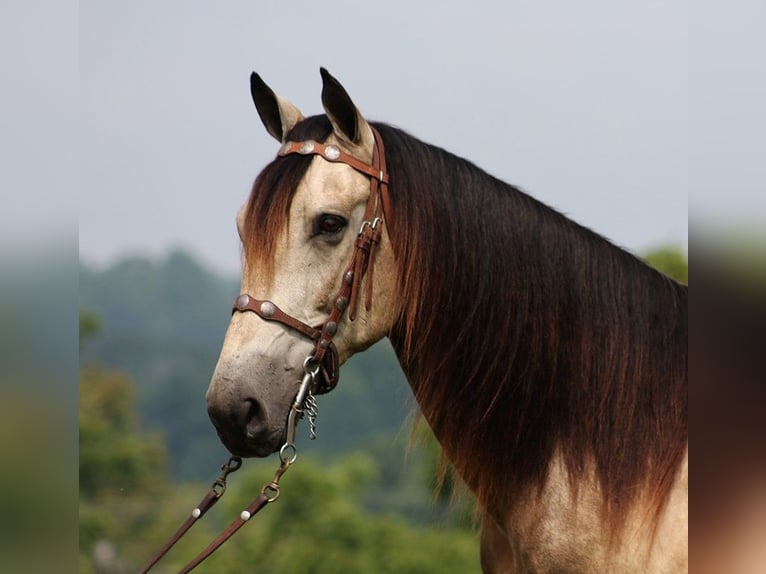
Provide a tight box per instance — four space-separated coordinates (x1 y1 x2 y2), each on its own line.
206 69 399 457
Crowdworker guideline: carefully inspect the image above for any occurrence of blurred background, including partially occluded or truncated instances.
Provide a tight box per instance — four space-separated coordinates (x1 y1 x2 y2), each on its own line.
2 0 763 572
75 1 690 571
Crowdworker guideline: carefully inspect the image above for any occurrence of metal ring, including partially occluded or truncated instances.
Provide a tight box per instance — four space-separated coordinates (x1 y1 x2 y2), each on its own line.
212 479 226 497
279 443 297 465
261 482 281 502
223 456 242 474
370 217 382 230
303 356 320 377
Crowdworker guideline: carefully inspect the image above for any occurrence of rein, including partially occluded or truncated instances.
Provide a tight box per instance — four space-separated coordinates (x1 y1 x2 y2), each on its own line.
138 128 390 573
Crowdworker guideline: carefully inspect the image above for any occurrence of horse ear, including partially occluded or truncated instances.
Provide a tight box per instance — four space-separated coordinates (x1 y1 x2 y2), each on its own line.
320 67 374 161
250 72 304 142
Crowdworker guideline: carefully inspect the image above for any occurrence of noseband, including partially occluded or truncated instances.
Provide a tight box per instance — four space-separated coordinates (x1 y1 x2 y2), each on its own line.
232 127 390 395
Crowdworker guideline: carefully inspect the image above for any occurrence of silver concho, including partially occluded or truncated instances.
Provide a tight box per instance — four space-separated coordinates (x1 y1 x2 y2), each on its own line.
278 142 292 156
299 141 315 154
236 294 250 309
259 301 277 317
335 296 349 311
324 321 338 336
324 145 341 160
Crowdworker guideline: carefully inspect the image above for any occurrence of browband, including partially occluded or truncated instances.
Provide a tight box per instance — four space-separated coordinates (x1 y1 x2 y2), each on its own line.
277 140 389 184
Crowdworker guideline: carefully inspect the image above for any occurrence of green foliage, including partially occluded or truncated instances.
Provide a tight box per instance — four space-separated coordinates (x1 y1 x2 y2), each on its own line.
79 361 170 570
643 246 688 283
79 308 102 349
79 366 167 498
173 456 480 574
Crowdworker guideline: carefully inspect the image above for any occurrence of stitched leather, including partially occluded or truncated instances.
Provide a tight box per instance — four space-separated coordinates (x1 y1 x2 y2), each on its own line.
278 139 389 184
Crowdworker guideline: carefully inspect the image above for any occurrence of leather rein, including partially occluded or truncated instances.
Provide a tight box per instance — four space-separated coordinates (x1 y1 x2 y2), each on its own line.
138 127 390 573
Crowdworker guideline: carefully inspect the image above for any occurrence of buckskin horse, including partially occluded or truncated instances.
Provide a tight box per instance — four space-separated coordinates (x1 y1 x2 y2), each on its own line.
206 68 688 573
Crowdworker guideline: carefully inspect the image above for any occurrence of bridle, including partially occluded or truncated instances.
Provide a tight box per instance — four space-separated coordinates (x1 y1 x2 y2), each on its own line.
138 126 390 573
232 126 391 395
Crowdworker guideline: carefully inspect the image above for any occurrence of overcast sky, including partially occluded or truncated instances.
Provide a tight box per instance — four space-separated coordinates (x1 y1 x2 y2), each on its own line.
5 2 762 276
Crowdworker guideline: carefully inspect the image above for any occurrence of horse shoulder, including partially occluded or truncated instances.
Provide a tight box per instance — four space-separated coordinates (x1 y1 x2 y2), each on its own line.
480 451 688 574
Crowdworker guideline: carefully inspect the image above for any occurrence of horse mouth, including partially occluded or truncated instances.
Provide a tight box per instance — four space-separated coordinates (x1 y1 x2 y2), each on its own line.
214 427 285 458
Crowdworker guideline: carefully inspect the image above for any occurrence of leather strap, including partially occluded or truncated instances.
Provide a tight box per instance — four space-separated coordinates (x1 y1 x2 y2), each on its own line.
233 295 321 341
234 128 390 396
137 456 241 574
232 294 339 394
278 128 391 227
137 490 219 574
278 139 389 184
178 494 270 573
370 126 392 234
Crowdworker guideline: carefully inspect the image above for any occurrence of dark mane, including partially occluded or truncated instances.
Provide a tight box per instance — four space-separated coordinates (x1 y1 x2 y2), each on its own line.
244 116 688 533
374 122 687 533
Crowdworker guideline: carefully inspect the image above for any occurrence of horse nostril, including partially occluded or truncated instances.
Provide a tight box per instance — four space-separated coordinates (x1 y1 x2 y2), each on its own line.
243 398 269 439
207 395 270 441
207 386 282 456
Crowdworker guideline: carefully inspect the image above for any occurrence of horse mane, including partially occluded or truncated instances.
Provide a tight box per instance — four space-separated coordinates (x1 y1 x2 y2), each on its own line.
243 115 688 535
374 122 688 534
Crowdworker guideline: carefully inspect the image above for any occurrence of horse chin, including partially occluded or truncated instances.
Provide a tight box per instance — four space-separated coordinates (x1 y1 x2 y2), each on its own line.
214 427 286 458
219 433 284 458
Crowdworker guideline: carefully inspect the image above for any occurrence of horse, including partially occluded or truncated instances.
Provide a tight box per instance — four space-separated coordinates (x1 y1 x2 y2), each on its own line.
206 68 688 573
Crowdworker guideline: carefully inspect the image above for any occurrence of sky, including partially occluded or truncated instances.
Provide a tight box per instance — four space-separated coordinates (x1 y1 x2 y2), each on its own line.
5 1 763 277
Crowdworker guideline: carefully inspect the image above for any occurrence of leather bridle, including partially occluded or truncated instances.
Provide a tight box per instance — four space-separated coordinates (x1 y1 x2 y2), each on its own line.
232 126 390 395
139 127 390 573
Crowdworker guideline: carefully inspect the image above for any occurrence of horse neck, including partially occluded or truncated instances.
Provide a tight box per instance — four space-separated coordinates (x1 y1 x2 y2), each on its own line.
381 130 687 534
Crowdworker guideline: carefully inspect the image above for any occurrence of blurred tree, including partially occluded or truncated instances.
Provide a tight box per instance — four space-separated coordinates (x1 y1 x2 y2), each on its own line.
79 364 171 572
80 310 173 572
79 366 166 498
176 455 481 574
643 246 688 283
79 308 102 349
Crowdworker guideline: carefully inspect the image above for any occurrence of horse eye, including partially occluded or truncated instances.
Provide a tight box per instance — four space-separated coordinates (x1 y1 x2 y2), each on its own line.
314 214 348 237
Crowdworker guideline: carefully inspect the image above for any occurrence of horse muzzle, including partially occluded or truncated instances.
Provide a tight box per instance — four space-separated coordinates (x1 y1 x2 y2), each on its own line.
206 393 284 457
206 357 300 457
